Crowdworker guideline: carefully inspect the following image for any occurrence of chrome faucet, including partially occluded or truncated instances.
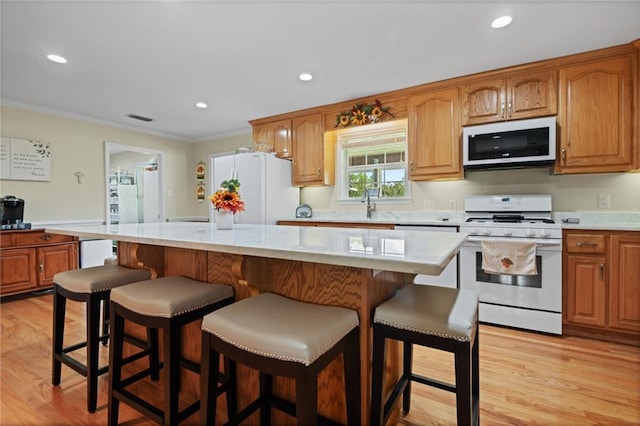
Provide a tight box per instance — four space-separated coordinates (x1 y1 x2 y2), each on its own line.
361 188 376 219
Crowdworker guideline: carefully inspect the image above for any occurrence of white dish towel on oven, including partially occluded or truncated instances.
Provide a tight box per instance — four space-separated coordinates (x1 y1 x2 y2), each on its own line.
481 240 538 275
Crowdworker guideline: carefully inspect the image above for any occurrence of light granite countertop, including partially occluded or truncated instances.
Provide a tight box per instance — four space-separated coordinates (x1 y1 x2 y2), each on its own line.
553 211 640 231
281 210 640 232
45 222 467 276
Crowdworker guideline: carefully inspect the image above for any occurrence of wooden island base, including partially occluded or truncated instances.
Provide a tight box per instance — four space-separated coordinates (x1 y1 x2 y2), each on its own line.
118 241 411 425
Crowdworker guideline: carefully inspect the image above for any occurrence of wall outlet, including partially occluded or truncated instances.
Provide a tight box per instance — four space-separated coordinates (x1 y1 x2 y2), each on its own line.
448 200 457 211
597 194 610 209
424 200 434 210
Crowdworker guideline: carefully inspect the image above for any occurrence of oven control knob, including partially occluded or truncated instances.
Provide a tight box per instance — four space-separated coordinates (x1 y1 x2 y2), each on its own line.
503 228 513 236
525 229 535 237
540 229 550 238
482 228 491 236
469 228 479 235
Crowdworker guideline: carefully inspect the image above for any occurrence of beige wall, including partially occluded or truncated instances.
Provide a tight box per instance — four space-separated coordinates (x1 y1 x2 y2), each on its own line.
301 167 640 214
2 104 637 224
190 133 253 218
0 105 192 223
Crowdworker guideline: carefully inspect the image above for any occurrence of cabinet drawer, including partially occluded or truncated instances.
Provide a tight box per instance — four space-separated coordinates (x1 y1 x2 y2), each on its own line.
14 231 75 247
0 233 14 248
566 234 606 254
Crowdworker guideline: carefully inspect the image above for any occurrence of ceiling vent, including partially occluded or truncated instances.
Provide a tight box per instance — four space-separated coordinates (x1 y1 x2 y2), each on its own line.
126 114 154 122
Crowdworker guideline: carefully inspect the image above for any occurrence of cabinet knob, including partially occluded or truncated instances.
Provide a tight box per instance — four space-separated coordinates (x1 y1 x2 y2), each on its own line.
40 234 52 241
508 102 512 117
562 148 567 163
410 160 414 171
600 262 605 279
501 102 505 119
39 263 44 272
317 168 321 177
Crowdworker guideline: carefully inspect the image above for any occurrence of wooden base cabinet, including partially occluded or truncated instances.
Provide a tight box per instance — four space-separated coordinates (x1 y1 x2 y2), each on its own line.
563 230 640 345
0 230 78 297
609 234 640 333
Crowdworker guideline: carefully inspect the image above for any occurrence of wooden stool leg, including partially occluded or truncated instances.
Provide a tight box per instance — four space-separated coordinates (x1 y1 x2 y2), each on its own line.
295 369 317 426
259 373 272 426
343 329 361 426
200 332 219 426
148 327 160 381
164 322 181 426
101 298 109 346
454 342 472 426
86 294 101 413
472 328 480 425
402 341 413 413
108 304 125 426
51 285 66 386
370 325 387 426
224 357 237 423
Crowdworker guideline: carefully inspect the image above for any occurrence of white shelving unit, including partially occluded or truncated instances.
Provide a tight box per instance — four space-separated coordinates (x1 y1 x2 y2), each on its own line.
109 173 135 224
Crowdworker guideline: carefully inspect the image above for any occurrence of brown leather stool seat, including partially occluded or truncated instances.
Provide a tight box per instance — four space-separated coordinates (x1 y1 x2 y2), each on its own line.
200 292 361 425
52 264 152 412
107 275 234 426
370 285 480 426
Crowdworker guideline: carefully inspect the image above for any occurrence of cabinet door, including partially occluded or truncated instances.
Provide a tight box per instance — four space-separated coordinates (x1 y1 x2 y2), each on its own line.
292 114 325 185
609 234 640 333
565 254 606 327
461 78 506 125
38 243 78 288
556 55 635 173
507 70 557 120
253 119 292 158
0 248 37 296
408 87 462 180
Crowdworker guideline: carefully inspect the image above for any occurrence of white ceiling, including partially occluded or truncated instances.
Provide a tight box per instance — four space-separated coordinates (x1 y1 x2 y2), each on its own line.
2 1 639 143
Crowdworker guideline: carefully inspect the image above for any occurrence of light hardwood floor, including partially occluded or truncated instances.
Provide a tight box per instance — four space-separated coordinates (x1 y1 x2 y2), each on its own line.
1 292 639 425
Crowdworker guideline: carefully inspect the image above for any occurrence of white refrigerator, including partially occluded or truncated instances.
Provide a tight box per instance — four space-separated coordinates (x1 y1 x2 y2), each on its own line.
213 153 299 225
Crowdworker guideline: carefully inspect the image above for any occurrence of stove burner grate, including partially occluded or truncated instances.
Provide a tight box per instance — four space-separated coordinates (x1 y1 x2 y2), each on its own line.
465 215 555 224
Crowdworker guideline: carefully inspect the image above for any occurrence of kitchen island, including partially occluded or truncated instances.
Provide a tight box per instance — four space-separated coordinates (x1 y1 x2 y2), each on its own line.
46 222 467 425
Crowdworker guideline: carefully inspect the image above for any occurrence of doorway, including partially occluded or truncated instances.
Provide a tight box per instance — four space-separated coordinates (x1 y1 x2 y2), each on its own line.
104 142 165 224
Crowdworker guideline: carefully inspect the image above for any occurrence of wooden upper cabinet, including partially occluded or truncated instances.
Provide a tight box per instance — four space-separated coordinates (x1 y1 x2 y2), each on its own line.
252 119 292 158
408 87 462 180
291 113 334 186
555 54 636 174
461 70 557 125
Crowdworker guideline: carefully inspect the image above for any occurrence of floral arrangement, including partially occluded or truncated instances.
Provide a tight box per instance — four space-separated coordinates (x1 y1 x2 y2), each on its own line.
209 178 245 213
333 99 395 128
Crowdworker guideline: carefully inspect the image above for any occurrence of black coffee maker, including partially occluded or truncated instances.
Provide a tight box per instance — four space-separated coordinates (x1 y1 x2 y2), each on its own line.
1 195 25 225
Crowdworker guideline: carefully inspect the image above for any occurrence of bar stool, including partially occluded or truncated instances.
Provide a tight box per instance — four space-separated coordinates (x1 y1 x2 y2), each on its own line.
200 292 361 426
370 285 480 426
52 264 152 412
108 275 235 426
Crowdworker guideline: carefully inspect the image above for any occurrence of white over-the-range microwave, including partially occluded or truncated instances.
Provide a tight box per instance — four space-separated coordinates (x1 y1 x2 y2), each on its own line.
462 116 557 170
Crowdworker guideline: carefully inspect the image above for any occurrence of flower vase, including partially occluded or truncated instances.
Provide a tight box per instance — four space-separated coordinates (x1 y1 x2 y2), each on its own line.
215 210 234 230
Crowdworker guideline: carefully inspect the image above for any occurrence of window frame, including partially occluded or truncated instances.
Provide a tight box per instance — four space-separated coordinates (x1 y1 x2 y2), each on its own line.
335 120 410 204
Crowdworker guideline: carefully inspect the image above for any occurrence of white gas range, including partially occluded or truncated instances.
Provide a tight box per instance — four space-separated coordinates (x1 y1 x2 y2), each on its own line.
459 195 562 335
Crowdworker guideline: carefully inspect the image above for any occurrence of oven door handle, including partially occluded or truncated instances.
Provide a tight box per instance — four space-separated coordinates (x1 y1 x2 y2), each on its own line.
465 236 562 247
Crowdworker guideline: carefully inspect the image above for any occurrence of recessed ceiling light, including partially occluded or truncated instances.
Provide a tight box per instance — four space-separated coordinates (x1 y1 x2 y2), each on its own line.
195 101 208 109
298 72 313 82
491 15 513 29
47 54 67 64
